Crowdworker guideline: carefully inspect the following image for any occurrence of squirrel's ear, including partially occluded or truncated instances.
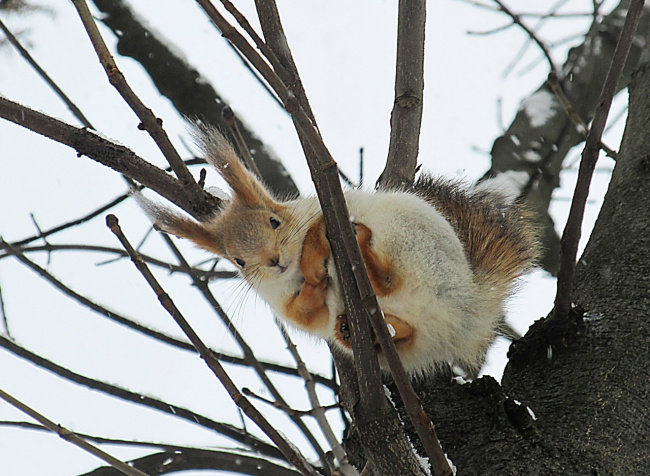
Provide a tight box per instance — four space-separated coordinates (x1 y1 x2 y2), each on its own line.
190 122 275 207
135 192 225 256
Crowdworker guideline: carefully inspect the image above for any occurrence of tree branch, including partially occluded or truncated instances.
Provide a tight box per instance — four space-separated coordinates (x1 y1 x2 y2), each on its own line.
81 448 302 476
377 0 426 189
0 96 219 219
553 0 645 321
70 0 202 204
90 0 299 198
0 388 149 476
491 0 559 77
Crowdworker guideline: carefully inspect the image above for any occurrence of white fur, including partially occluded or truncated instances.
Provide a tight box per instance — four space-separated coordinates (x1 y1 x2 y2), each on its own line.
329 191 494 373
257 190 499 373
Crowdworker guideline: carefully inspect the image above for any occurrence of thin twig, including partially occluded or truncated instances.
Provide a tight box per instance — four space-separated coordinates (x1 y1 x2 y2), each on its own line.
467 22 514 36
0 388 149 476
492 0 559 77
241 389 339 418
459 0 590 17
547 72 617 160
106 214 321 476
554 0 645 321
0 243 236 280
6 173 127 247
0 277 10 339
499 0 569 78
278 322 358 476
358 148 364 187
221 105 262 179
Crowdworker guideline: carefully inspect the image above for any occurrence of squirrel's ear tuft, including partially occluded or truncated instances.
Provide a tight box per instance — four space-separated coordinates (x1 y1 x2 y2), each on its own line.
189 121 275 207
133 191 225 256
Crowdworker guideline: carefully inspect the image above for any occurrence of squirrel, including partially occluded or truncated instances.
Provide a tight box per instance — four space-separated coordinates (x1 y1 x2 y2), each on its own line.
138 125 538 375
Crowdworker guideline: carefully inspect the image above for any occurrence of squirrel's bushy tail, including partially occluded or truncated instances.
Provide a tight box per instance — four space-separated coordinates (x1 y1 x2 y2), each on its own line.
413 176 539 300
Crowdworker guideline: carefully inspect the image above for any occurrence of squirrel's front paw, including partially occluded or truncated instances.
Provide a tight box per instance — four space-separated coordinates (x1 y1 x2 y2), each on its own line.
303 259 328 287
297 278 328 305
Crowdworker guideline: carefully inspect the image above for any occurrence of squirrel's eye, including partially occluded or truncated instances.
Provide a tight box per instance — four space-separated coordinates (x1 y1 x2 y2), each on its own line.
234 258 246 268
269 217 281 229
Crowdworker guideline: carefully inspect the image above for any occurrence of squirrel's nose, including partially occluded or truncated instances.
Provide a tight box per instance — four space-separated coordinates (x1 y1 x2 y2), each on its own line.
268 255 288 274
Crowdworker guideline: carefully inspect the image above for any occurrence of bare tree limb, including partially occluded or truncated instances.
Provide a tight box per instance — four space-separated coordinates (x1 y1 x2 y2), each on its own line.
377 0 426 190
0 96 219 219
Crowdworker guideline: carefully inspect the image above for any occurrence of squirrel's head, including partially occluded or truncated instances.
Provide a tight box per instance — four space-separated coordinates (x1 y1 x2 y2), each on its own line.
200 190 306 284
138 125 310 286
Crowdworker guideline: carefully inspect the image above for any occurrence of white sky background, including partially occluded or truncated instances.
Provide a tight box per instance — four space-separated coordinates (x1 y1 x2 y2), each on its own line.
0 1 626 475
